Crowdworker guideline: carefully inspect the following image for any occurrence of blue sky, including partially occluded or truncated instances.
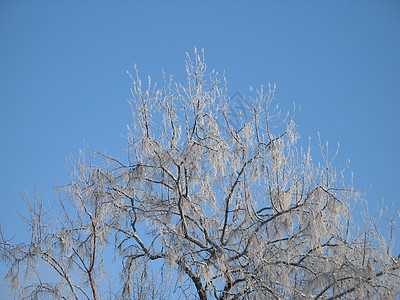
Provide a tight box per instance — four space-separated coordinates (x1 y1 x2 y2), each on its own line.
1 1 399 298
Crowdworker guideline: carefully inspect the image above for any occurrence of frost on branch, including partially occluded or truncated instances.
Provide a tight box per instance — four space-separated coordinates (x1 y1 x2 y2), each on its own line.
1 49 399 299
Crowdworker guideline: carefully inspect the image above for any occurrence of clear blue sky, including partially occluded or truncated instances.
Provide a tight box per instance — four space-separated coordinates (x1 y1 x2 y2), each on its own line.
1 1 399 298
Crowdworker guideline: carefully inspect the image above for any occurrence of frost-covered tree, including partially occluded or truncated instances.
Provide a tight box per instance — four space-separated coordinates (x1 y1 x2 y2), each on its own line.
1 49 399 299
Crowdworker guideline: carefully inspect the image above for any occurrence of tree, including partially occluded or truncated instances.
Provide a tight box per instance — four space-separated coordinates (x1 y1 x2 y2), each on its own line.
1 49 399 299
